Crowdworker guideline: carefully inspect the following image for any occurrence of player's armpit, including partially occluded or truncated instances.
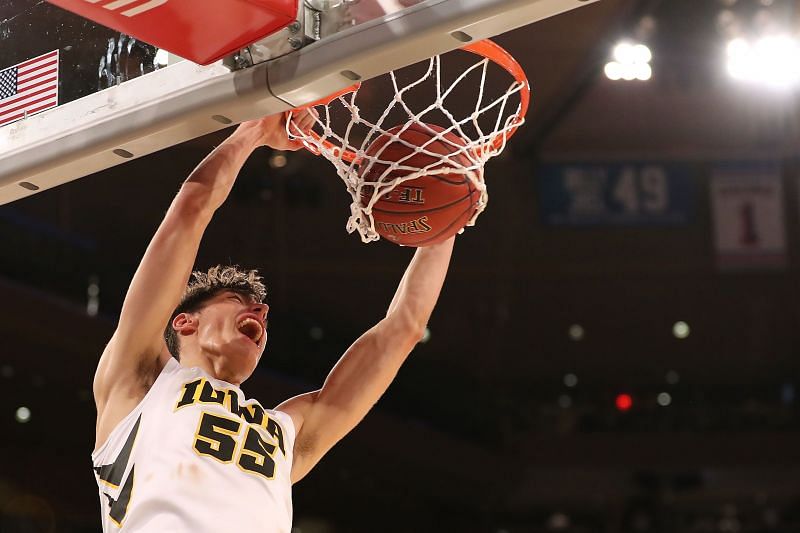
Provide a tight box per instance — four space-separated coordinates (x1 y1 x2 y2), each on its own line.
93 333 167 411
93 333 169 449
275 391 316 482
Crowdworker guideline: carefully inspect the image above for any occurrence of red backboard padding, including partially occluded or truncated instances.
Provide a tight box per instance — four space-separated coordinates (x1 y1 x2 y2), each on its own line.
46 0 298 65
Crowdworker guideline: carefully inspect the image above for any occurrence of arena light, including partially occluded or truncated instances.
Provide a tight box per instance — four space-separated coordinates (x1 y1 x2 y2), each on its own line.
547 512 571 530
615 393 633 412
605 41 652 81
657 392 672 407
726 35 800 88
15 406 31 423
635 63 652 81
568 324 584 341
269 152 288 169
87 276 99 317
615 43 651 64
672 321 690 339
309 326 324 340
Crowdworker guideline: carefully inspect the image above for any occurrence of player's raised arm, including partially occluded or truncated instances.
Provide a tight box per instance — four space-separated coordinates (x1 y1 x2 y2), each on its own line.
93 112 314 444
278 236 455 482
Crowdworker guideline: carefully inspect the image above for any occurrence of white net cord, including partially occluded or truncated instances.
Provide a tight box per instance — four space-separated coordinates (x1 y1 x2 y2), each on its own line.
288 46 528 243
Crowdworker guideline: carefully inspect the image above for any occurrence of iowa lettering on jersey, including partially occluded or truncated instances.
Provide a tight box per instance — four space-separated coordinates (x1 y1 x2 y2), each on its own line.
175 378 286 456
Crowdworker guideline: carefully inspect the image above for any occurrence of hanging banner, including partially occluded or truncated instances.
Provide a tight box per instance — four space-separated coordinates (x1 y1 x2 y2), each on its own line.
537 162 695 226
710 162 786 270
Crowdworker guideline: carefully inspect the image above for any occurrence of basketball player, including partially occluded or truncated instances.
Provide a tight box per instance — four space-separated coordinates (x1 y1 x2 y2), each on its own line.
91 110 455 532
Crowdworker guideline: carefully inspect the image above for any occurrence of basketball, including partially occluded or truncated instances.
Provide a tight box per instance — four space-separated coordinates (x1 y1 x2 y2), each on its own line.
358 123 480 247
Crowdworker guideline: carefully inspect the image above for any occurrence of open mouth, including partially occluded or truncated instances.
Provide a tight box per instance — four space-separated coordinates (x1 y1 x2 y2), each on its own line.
236 317 263 345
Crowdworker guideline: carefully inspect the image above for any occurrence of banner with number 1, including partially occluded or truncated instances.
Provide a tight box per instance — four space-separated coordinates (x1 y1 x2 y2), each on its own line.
710 163 786 270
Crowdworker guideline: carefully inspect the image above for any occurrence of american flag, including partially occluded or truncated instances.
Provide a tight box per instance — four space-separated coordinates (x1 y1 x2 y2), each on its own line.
0 50 59 128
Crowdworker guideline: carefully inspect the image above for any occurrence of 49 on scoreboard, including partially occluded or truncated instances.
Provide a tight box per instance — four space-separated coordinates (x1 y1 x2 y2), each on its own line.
536 162 696 226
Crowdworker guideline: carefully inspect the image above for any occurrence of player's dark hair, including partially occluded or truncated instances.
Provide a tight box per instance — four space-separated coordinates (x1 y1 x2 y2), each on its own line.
164 265 267 360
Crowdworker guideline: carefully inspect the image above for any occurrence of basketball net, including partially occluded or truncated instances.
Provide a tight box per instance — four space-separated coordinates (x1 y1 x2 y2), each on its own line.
287 40 529 243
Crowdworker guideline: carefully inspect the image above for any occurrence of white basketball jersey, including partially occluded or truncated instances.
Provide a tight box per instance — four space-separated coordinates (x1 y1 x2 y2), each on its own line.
91 358 295 532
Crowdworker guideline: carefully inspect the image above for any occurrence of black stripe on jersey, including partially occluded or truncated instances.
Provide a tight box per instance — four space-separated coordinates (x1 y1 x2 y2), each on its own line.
266 417 286 456
107 465 135 526
94 415 141 488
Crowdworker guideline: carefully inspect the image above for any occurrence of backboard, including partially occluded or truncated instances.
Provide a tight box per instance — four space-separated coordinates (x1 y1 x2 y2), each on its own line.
0 0 599 205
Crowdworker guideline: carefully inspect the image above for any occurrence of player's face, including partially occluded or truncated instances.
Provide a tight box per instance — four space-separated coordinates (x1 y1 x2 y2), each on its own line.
195 290 269 378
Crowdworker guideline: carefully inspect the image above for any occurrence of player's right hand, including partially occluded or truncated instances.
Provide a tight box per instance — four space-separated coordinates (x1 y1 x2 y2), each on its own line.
241 109 318 151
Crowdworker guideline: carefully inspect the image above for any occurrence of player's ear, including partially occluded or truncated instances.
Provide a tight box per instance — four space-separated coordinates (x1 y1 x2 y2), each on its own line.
172 313 198 335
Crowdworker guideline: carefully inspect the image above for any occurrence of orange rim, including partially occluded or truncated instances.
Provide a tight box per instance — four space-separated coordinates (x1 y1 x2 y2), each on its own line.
462 40 530 154
291 39 529 163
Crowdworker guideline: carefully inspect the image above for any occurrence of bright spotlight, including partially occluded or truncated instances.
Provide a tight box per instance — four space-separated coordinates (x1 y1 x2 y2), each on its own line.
608 41 653 82
269 152 288 169
613 42 636 64
568 324 585 341
632 44 653 63
726 35 800 88
727 37 749 57
636 63 653 81
622 68 636 81
673 321 690 339
605 62 623 80
657 392 672 407
727 38 757 81
757 35 800 87
15 406 31 423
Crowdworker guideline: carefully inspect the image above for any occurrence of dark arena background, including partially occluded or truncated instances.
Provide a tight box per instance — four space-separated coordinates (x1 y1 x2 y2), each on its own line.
2 0 800 531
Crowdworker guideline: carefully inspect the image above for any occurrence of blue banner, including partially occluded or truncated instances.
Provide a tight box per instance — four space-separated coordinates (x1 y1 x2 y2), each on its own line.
537 162 695 226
